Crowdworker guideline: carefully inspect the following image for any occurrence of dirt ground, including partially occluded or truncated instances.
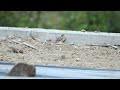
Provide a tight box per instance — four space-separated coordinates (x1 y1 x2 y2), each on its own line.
0 35 120 70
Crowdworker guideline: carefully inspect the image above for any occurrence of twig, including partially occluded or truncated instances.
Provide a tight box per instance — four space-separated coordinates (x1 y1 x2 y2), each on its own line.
30 34 36 40
56 34 66 43
12 40 37 50
88 44 110 47
30 34 42 42
111 45 118 50
88 44 119 49
12 40 22 44
22 42 37 50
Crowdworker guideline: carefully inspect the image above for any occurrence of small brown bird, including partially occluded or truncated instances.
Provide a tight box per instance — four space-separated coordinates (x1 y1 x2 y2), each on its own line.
8 63 36 77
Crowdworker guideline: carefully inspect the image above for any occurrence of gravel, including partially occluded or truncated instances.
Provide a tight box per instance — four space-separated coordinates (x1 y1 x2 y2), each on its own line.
0 36 120 70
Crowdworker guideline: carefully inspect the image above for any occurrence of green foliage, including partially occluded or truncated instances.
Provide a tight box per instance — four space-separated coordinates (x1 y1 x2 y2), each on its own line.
0 11 41 27
59 11 88 31
0 11 120 33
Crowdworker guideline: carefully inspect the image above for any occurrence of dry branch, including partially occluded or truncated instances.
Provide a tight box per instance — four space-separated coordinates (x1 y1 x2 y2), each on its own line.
12 40 37 50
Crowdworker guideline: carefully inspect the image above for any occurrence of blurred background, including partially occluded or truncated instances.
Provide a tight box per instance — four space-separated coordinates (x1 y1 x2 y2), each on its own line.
0 11 120 33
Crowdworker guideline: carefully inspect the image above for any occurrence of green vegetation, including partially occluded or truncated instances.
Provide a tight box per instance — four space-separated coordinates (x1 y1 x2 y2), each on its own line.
0 11 120 33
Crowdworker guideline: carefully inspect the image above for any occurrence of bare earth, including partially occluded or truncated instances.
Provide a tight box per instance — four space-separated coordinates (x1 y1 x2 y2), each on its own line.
0 36 120 70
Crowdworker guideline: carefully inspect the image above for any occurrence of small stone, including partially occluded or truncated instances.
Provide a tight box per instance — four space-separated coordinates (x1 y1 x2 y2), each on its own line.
0 59 3 61
76 60 79 62
61 55 66 59
19 50 23 53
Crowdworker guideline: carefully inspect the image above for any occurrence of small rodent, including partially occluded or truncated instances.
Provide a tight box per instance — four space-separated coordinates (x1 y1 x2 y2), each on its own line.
7 63 36 77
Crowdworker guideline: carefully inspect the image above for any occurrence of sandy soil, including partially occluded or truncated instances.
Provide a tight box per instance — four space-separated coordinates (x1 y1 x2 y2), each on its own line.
0 36 120 70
